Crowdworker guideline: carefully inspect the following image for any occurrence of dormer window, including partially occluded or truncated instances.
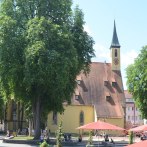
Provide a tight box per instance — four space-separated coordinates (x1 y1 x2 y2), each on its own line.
106 95 111 101
112 81 117 87
104 80 109 86
76 76 82 85
105 92 111 101
76 80 81 85
75 95 79 100
75 89 80 100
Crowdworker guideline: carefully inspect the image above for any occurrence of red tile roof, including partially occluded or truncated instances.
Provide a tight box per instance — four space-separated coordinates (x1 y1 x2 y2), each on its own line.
72 62 125 118
124 90 132 99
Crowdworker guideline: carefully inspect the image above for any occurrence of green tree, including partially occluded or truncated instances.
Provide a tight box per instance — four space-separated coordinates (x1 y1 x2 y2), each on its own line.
0 0 95 139
126 46 147 118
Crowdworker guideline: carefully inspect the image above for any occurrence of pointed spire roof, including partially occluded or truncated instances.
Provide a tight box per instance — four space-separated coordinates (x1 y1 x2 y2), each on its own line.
110 20 120 48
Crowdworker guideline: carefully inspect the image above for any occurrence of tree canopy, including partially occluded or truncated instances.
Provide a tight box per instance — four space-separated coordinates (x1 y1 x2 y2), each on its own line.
0 0 95 139
126 46 147 118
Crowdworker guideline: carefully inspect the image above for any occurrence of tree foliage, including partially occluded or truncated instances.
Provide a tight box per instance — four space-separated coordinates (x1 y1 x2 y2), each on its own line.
126 46 147 118
0 0 95 139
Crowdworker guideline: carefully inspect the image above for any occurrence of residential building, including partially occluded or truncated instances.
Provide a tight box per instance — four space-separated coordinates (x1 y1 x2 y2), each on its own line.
125 90 143 129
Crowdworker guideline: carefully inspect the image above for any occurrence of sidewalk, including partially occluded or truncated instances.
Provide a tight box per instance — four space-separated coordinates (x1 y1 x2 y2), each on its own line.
2 135 141 146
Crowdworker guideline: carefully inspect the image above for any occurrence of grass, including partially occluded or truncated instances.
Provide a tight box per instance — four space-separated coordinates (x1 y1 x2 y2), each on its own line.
12 136 34 140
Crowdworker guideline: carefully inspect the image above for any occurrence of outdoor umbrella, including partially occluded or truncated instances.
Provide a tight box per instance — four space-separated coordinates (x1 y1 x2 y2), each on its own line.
125 140 147 147
77 120 125 131
129 124 147 132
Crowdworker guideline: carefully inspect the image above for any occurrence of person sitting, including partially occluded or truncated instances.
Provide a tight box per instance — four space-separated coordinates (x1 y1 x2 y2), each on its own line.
78 134 82 142
40 134 44 143
64 134 68 141
104 134 109 142
6 130 10 137
141 134 147 140
68 133 71 141
110 138 115 144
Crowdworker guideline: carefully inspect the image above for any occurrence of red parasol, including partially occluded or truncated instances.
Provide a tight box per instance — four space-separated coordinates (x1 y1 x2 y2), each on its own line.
129 124 147 132
125 140 147 147
77 120 125 131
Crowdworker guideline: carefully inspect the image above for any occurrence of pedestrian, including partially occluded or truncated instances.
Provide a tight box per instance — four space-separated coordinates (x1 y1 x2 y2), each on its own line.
78 134 82 142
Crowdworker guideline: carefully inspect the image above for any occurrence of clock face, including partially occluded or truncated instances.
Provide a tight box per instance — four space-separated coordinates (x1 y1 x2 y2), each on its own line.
113 58 119 65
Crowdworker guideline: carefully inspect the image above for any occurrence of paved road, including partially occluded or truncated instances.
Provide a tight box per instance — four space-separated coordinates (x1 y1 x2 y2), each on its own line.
0 140 38 147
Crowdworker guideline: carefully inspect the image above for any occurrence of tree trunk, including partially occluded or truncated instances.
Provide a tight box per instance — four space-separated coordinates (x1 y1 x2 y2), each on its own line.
20 106 24 132
33 97 41 140
29 119 33 136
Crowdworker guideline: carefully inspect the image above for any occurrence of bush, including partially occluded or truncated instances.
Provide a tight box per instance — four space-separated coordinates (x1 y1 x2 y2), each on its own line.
129 131 133 144
40 141 49 147
87 131 93 145
56 121 63 147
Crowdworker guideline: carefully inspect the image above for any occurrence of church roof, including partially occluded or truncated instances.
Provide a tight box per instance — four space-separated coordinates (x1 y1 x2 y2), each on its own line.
110 20 120 48
72 62 125 118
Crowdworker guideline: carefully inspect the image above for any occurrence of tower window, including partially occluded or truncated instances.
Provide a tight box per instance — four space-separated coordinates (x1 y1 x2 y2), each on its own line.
79 111 84 125
115 49 117 57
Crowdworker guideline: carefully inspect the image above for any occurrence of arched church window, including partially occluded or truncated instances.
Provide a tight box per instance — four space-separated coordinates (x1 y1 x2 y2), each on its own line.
115 49 117 57
79 111 84 125
53 111 57 125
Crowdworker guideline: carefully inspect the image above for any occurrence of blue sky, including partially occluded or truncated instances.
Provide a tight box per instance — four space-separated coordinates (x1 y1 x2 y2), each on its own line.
73 0 147 90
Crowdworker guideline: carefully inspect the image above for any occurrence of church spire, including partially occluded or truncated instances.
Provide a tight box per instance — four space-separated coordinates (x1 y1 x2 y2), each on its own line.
110 20 120 48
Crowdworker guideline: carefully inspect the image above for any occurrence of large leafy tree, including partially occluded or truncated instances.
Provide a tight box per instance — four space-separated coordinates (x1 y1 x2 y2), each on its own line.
126 46 147 119
0 0 95 139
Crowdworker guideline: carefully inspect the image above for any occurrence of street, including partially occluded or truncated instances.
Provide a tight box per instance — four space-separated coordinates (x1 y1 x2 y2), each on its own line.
0 140 38 147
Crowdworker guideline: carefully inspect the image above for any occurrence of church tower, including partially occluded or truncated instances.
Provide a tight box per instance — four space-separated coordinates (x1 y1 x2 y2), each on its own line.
110 20 121 71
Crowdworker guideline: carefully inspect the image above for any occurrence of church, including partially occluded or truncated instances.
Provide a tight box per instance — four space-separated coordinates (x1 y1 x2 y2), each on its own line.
47 21 126 134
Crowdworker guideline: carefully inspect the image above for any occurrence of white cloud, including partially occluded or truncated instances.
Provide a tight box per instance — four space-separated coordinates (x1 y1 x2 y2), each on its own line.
84 24 93 36
121 50 138 68
92 43 111 62
121 50 139 89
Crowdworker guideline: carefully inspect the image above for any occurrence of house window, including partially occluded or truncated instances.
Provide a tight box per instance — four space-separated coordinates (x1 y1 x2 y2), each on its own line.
128 116 130 120
52 112 57 125
132 116 134 121
115 49 117 57
79 111 84 125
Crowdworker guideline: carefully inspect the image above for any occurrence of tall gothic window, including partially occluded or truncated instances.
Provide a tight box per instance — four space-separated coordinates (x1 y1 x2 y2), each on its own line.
52 112 57 125
115 49 117 57
79 111 84 125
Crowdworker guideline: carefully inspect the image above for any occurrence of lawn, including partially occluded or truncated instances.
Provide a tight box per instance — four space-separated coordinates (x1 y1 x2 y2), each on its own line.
12 136 34 140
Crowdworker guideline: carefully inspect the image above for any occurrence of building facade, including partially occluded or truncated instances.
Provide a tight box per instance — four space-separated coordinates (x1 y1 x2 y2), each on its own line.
47 21 126 134
125 90 143 129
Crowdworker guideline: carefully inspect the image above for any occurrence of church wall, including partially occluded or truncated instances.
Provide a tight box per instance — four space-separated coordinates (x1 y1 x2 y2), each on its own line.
98 117 125 136
47 105 94 134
